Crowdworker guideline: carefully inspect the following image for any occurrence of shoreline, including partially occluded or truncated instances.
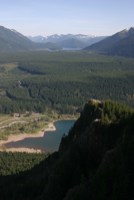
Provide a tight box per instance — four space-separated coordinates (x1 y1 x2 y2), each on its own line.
0 121 56 153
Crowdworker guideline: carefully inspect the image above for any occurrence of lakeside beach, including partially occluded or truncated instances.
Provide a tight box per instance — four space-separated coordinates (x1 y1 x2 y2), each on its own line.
0 122 56 153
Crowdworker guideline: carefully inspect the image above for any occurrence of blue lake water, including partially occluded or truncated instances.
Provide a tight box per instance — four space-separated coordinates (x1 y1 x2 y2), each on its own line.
5 120 75 152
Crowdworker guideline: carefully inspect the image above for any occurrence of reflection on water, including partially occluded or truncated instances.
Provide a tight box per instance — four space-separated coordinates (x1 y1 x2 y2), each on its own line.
5 120 75 152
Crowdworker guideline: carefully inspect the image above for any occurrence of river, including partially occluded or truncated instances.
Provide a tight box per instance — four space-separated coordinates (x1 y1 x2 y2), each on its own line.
5 120 75 152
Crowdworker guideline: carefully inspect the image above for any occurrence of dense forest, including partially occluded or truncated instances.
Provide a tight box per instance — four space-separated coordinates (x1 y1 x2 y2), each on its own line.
0 51 134 114
0 100 134 199
0 152 47 175
0 51 134 199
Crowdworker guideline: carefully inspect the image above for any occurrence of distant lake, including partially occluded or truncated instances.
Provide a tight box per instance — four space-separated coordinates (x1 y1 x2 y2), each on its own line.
5 120 75 152
62 48 81 51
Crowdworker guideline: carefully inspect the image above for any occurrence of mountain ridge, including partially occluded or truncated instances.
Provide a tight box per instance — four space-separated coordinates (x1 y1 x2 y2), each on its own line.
28 34 106 49
0 25 35 51
0 25 105 51
1 25 134 54
0 26 61 52
84 27 134 57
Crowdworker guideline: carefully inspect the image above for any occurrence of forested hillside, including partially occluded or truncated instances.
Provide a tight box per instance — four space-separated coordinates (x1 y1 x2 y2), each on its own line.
0 100 134 199
0 26 61 52
0 51 134 114
0 152 46 175
84 27 134 57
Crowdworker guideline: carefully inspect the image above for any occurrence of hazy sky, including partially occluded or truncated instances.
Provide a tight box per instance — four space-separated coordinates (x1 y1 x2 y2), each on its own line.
0 0 134 36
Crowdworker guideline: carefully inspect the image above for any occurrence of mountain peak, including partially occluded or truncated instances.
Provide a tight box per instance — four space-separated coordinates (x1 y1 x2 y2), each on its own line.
84 27 134 57
0 25 35 52
128 27 134 31
128 27 134 35
0 25 62 52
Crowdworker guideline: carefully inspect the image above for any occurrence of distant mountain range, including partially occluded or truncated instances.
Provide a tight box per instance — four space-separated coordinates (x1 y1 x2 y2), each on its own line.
84 27 134 57
0 26 106 52
28 34 106 49
0 25 134 56
0 26 61 52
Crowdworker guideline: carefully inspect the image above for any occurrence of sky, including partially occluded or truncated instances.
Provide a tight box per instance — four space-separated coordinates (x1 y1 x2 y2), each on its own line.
0 0 134 36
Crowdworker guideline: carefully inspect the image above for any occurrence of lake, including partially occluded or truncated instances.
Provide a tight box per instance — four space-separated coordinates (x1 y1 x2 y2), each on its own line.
5 120 75 152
